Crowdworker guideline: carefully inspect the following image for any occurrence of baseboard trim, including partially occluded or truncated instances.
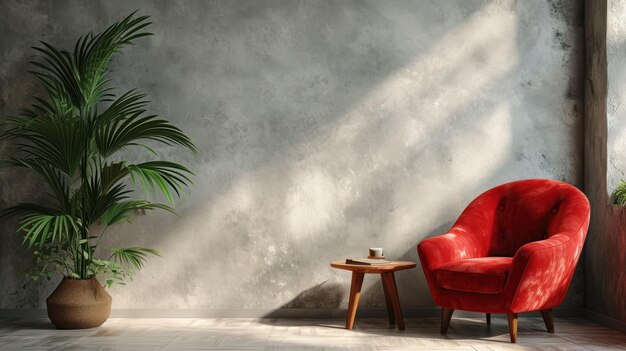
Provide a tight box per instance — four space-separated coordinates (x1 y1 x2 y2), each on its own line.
0 309 48 318
584 309 626 334
0 307 584 319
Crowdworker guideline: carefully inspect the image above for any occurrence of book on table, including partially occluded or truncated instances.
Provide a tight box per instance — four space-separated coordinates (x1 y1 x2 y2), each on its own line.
346 258 391 265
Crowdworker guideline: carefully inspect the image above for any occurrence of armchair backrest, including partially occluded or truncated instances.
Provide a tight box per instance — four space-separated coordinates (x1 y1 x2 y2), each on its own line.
458 179 589 257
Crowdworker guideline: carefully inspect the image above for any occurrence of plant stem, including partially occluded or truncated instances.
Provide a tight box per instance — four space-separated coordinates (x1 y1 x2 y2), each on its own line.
93 225 109 255
79 107 89 279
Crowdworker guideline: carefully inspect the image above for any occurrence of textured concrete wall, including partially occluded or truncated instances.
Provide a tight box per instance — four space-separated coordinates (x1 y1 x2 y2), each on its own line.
608 0 626 190
0 0 584 311
585 0 626 323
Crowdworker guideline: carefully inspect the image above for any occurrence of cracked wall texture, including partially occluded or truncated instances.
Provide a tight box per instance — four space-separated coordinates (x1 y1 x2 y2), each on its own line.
0 0 585 311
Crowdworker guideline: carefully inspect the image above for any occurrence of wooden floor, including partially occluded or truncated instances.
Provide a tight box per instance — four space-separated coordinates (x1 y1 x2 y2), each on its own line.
0 317 625 350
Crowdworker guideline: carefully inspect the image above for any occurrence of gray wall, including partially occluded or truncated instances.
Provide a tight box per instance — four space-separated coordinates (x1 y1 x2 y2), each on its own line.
608 0 626 190
0 0 585 312
584 0 626 324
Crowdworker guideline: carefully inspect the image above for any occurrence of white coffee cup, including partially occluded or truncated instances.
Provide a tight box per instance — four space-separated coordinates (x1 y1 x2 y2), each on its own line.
369 248 383 257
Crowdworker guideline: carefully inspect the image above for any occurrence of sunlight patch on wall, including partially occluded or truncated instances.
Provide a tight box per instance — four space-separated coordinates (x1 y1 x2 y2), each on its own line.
286 167 342 236
607 0 626 193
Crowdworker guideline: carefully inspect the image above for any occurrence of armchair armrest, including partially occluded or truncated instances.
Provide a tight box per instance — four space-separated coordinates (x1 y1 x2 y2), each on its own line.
505 232 585 312
418 189 502 270
417 228 489 271
417 228 492 307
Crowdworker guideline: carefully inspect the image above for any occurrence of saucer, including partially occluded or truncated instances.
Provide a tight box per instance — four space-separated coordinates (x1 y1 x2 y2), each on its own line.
367 255 386 259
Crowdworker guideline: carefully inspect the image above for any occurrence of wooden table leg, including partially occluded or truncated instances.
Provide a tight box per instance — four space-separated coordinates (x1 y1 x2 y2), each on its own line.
381 272 405 330
346 272 364 330
381 274 395 325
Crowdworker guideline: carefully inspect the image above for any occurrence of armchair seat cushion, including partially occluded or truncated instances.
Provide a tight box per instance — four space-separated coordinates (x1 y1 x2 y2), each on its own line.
434 257 512 294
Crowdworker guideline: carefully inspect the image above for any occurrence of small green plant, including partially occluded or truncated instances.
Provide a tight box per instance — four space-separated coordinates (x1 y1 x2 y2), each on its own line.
613 180 626 205
0 12 196 287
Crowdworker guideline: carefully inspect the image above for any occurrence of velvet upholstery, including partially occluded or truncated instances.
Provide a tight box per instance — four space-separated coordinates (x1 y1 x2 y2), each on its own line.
434 257 512 294
417 179 589 314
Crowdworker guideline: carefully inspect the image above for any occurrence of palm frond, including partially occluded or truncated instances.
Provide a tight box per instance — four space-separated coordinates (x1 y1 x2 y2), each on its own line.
95 90 149 126
98 161 129 192
5 107 87 176
95 113 196 158
1 158 72 211
111 246 161 271
80 179 131 225
30 12 153 110
16 213 80 249
0 203 60 218
76 161 131 224
31 42 83 108
75 12 153 108
127 161 193 204
100 200 174 226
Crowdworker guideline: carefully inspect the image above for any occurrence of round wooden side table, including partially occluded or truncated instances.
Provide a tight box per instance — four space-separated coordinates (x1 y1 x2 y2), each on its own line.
330 260 416 330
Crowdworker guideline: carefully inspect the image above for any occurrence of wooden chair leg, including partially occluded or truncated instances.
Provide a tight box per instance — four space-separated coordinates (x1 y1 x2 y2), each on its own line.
507 313 518 343
540 309 555 333
440 307 454 334
345 272 364 330
486 313 491 325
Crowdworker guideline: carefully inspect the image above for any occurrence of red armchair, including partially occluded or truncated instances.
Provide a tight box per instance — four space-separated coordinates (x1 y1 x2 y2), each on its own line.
417 179 589 343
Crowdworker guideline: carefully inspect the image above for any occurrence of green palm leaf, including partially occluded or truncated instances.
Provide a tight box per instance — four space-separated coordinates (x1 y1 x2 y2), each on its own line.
0 158 72 212
0 202 60 218
3 102 86 176
96 90 149 126
3 209 80 248
95 113 196 158
127 161 193 204
31 42 82 108
81 180 132 224
74 12 152 107
98 161 130 192
30 12 153 110
100 200 174 226
111 246 161 271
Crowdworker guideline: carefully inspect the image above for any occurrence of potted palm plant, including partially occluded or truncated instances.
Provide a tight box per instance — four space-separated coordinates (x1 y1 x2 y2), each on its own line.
0 13 195 329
